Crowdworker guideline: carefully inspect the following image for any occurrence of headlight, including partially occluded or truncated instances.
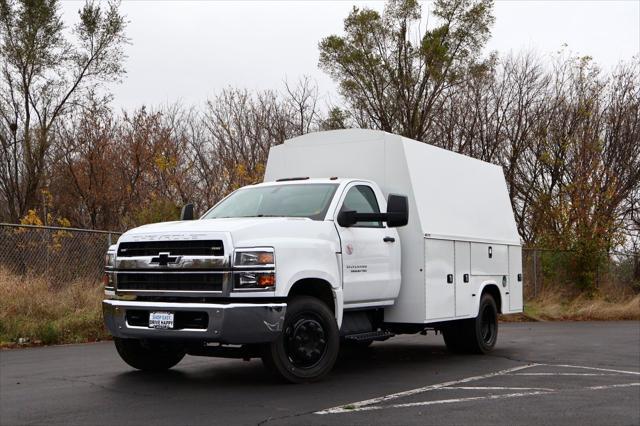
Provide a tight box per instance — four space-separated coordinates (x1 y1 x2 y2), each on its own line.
233 248 275 290
234 249 274 267
105 252 115 268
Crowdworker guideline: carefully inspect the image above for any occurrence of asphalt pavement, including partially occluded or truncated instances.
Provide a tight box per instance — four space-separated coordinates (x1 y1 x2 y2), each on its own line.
1 321 639 426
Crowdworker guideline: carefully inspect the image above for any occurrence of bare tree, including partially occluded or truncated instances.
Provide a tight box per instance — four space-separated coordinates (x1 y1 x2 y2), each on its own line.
284 76 319 135
0 0 127 221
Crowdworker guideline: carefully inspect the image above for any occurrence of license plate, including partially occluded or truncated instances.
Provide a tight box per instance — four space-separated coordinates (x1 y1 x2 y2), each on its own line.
149 311 174 329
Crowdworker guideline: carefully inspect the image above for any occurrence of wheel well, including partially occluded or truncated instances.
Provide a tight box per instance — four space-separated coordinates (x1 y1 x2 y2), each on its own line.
288 278 335 313
482 284 502 313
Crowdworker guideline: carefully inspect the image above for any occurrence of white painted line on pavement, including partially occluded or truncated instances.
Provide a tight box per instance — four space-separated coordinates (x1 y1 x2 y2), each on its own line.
323 391 555 413
587 382 640 390
513 373 620 376
442 386 555 391
315 364 539 414
548 364 640 375
315 362 640 415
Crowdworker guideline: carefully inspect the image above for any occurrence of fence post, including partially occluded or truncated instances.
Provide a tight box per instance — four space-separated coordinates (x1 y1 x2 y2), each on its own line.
533 249 538 299
108 232 112 246
42 227 47 284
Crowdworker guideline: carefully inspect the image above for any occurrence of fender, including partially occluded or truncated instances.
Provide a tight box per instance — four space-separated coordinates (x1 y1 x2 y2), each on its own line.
284 269 344 327
474 280 504 315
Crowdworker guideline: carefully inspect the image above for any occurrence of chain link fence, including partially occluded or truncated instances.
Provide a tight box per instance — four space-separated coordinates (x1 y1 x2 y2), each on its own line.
0 223 121 285
1 223 638 298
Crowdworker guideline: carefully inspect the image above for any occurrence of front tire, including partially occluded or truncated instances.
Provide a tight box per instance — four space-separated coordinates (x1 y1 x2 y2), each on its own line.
443 293 498 354
114 338 186 371
262 296 339 383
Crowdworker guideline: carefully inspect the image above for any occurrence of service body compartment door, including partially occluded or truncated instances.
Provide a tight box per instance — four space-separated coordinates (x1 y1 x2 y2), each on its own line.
425 239 455 321
471 243 508 275
508 245 523 312
455 241 474 317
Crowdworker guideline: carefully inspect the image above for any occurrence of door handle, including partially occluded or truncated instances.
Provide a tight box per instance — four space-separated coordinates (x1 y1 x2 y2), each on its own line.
383 236 395 243
447 274 454 283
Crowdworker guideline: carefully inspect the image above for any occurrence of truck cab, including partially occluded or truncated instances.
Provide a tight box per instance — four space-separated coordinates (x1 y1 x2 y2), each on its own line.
103 129 523 383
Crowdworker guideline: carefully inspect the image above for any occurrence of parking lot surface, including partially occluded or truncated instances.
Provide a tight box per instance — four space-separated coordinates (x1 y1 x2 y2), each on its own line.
1 321 638 426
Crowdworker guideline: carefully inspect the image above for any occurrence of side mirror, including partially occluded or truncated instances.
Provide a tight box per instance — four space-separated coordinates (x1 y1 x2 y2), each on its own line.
337 210 358 227
386 194 408 227
337 194 408 228
180 203 195 220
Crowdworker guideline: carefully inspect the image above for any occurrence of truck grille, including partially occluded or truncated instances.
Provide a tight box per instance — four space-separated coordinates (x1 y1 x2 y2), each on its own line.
116 272 224 292
117 240 224 257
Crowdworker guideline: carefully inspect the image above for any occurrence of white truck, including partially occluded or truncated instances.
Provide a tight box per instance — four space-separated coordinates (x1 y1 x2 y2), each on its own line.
103 129 523 383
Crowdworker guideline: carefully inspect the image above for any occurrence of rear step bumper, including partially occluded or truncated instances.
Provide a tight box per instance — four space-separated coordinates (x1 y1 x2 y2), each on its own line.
103 300 286 344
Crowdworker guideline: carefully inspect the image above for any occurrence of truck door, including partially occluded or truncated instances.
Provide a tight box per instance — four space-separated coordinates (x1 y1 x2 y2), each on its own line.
336 183 400 306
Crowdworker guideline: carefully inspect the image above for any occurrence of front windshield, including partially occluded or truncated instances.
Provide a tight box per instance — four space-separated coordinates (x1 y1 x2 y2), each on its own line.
203 183 339 221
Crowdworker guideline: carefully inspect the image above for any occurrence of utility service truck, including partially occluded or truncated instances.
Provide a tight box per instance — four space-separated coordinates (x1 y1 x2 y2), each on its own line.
103 129 523 383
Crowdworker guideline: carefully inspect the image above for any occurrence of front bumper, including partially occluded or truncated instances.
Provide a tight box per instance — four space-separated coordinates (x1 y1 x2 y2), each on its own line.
103 300 286 344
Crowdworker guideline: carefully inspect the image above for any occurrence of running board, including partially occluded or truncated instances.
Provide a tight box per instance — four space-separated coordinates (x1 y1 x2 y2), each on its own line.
344 330 395 342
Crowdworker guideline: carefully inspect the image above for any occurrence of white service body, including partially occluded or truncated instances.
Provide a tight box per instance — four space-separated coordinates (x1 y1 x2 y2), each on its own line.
263 129 523 325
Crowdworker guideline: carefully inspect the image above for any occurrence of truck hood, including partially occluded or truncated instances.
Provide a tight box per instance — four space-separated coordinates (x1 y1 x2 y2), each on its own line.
122 217 310 236
119 217 340 252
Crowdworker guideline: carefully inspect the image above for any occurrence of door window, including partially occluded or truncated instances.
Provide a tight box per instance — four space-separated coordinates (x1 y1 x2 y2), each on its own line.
340 185 383 228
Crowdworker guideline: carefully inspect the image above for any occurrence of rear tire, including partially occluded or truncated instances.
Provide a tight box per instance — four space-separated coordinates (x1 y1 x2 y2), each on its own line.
262 296 339 383
443 293 498 354
114 338 186 371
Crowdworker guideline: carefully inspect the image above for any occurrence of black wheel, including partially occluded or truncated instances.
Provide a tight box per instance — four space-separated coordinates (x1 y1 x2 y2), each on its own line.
476 294 498 351
114 338 186 371
442 293 498 354
262 296 339 383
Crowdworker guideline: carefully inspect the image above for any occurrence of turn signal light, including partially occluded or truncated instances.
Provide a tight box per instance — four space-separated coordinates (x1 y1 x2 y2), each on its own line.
236 272 276 289
258 274 276 287
102 273 112 287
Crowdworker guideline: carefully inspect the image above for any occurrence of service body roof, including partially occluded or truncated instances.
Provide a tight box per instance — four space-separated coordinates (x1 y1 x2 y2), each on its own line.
264 129 520 246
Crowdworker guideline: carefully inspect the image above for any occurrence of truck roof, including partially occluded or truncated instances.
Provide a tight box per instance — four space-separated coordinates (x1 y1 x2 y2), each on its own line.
251 177 358 187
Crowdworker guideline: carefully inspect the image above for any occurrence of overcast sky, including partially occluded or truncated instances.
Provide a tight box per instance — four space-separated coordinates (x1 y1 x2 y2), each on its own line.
60 0 640 110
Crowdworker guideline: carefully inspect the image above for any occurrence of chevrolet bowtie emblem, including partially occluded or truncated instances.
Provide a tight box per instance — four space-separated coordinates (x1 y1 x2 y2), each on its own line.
150 252 180 266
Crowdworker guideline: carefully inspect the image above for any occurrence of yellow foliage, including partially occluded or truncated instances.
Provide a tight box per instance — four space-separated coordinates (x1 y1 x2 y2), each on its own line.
235 163 248 178
20 210 43 226
41 189 53 208
17 210 72 251
56 217 71 228
154 154 178 171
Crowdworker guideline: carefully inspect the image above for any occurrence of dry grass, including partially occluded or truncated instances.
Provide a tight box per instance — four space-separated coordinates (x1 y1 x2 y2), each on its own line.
0 269 109 347
502 290 640 322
